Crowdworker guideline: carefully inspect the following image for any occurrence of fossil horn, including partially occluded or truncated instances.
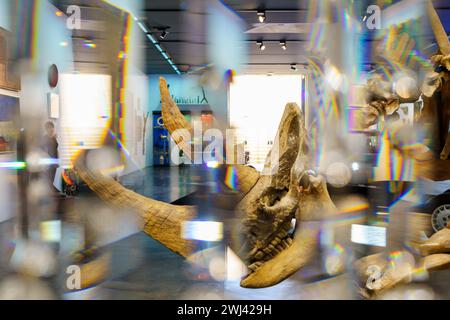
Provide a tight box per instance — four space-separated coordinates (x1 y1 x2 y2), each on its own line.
159 76 259 194
74 153 196 257
159 77 193 159
427 0 450 55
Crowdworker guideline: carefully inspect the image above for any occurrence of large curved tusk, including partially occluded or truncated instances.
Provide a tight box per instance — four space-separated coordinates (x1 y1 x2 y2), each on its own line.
159 76 260 194
74 153 196 258
427 0 450 56
234 165 259 194
159 77 193 159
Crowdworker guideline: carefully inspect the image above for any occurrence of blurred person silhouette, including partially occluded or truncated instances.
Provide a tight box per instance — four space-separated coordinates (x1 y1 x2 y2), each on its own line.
41 121 59 191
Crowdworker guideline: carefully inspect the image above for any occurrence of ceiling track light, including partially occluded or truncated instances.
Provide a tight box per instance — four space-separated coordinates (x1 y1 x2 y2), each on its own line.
280 41 287 50
159 28 170 40
133 17 180 74
290 63 298 71
257 41 265 51
257 10 266 23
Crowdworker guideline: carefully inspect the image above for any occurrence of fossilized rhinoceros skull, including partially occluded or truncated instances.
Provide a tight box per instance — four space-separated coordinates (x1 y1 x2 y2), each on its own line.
75 76 336 288
159 77 336 287
235 103 336 288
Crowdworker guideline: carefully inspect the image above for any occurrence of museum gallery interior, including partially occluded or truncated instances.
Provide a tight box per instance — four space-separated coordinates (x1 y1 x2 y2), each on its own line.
0 0 449 301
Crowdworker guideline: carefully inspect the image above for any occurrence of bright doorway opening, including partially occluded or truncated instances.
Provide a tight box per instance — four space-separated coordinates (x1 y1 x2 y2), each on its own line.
229 75 304 170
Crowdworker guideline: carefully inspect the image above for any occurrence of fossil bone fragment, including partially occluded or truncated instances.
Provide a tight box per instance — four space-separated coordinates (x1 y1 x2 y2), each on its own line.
359 2 450 161
354 2 450 297
355 226 450 298
419 1 450 160
419 227 450 256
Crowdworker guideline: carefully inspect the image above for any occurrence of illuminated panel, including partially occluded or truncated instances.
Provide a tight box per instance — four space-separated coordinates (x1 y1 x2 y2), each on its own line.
59 74 111 168
351 224 386 247
229 75 303 170
40 220 61 242
182 221 223 242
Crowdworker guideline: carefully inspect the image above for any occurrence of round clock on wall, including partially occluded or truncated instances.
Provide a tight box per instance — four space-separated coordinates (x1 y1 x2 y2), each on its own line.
48 64 59 88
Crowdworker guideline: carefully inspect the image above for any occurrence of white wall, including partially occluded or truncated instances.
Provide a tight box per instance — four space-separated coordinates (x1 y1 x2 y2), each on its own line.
107 0 150 174
147 74 229 166
122 65 149 174
229 75 303 169
0 1 11 31
19 1 74 125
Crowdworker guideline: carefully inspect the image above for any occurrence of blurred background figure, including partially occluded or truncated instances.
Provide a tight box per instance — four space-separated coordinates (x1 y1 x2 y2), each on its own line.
41 121 59 192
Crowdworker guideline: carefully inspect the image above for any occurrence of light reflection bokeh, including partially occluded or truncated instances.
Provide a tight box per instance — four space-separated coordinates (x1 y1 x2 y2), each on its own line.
0 0 449 301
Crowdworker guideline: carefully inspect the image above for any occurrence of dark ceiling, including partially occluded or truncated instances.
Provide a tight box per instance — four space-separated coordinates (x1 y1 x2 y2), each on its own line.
49 0 126 74
50 0 450 75
143 0 315 74
142 0 450 75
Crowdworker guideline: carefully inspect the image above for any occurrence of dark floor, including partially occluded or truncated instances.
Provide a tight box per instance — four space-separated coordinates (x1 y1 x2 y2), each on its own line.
66 165 227 299
118 165 210 203
64 165 359 299
1 165 449 299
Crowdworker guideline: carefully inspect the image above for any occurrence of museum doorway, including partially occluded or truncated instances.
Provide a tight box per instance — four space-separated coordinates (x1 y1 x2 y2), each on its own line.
229 75 304 170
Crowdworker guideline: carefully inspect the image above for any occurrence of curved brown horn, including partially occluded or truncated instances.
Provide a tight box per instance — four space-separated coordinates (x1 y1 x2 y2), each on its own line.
427 0 450 55
160 77 193 159
74 153 196 258
159 76 259 194
234 165 259 194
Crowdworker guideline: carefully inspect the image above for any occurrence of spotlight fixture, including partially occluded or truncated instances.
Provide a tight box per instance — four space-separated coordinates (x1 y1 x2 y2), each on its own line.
280 41 287 50
160 29 169 40
257 10 266 23
290 63 298 71
257 41 265 51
